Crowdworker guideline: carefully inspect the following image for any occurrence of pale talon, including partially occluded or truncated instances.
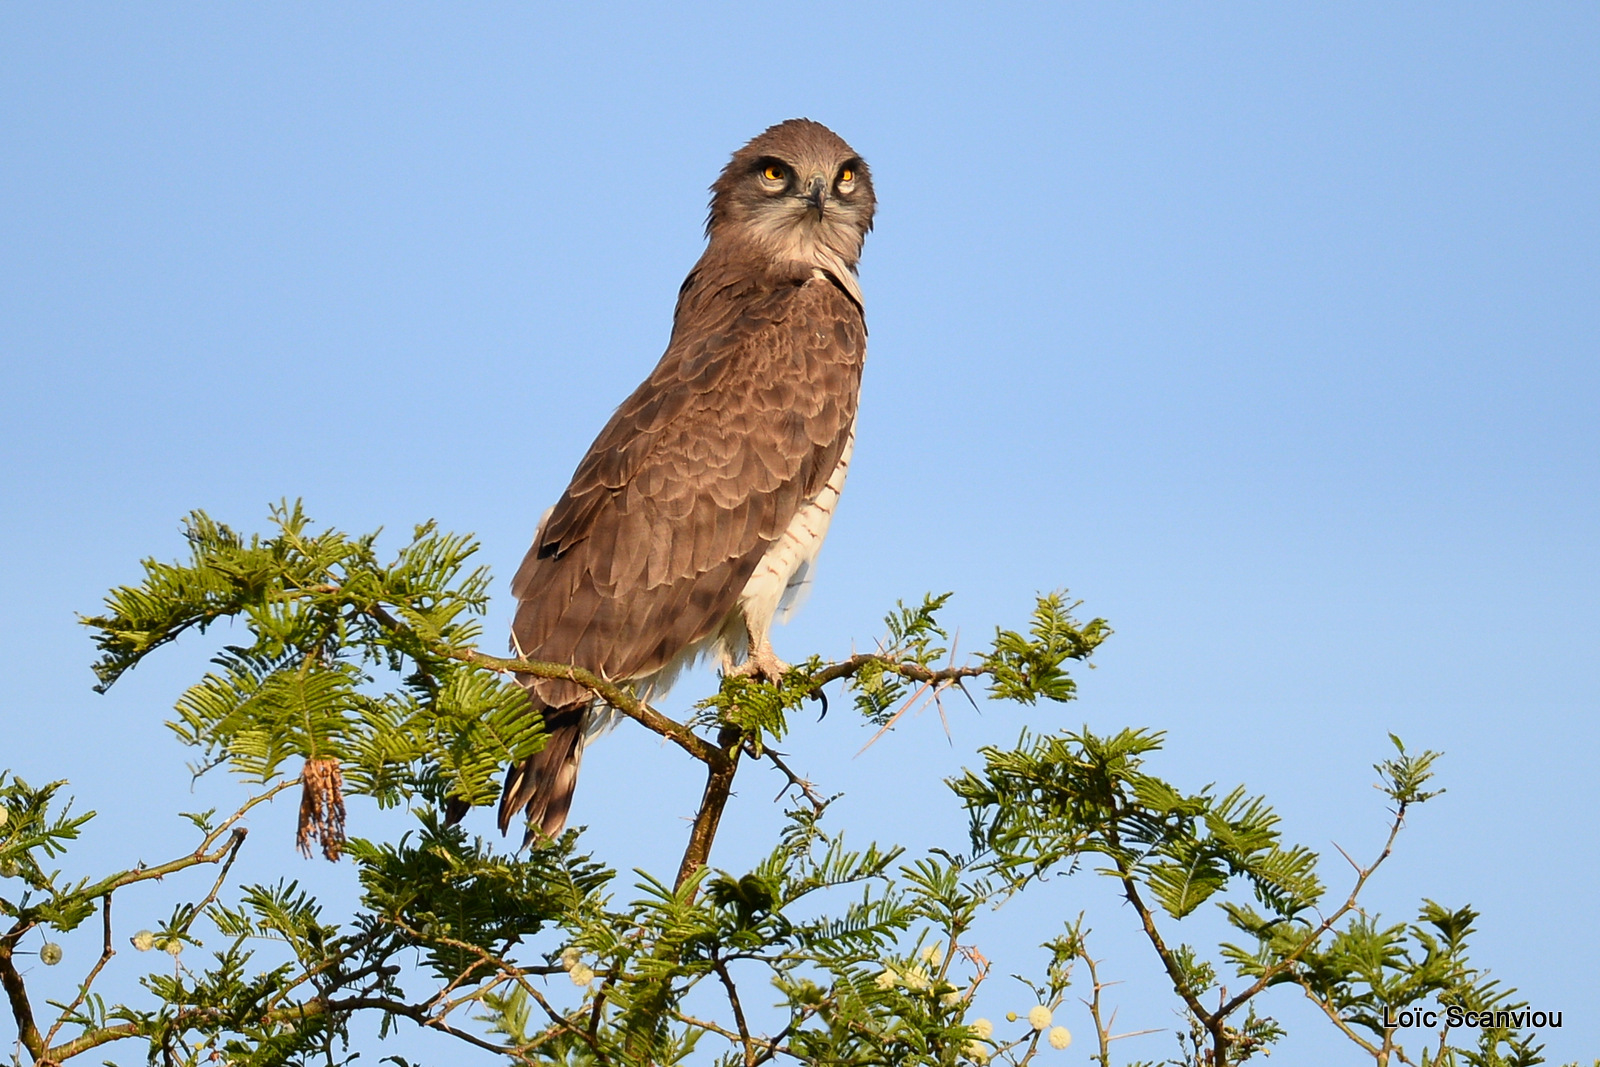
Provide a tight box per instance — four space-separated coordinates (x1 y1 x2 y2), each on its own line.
726 642 792 683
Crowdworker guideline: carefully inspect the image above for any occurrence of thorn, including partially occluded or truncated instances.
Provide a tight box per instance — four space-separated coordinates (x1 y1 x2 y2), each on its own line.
855 680 932 756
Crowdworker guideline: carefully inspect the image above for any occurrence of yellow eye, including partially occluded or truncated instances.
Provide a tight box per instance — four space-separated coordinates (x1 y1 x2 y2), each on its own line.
762 164 784 182
840 167 855 183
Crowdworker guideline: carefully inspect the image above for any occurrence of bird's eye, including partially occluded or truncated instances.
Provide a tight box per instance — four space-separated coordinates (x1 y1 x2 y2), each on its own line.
839 167 855 183
762 164 785 182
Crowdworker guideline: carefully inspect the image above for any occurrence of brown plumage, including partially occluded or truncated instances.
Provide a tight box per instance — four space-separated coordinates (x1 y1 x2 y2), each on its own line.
496 119 875 842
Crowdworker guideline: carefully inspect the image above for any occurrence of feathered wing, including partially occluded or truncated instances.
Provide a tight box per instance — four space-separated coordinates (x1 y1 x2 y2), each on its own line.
498 262 865 839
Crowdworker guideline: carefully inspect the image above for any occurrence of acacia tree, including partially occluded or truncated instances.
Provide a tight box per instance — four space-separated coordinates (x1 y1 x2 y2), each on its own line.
0 504 1575 1067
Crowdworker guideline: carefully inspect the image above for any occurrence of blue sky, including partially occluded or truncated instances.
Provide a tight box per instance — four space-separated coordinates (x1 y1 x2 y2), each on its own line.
3 5 1596 1063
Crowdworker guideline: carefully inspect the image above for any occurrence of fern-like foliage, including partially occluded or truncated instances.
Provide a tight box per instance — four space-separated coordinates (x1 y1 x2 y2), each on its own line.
980 591 1110 705
2 508 1560 1067
81 503 542 812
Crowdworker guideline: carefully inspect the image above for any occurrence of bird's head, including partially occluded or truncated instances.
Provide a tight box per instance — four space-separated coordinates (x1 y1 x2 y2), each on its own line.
706 119 875 276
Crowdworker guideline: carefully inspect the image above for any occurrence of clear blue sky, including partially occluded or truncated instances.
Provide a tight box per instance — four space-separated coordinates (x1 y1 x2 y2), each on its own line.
3 5 1596 1063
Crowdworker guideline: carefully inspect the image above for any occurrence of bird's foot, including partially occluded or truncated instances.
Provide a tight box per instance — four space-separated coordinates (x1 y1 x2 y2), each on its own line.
726 643 792 684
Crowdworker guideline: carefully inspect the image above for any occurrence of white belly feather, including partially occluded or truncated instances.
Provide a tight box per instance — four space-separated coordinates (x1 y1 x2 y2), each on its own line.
738 427 854 635
597 426 855 731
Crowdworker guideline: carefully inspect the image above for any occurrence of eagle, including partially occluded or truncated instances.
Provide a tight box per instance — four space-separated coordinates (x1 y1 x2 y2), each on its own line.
497 119 875 842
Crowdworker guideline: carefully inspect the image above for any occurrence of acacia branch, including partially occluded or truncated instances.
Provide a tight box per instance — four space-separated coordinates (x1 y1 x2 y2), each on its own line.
1079 944 1115 1067
750 1008 815 1067
7 787 279 1066
752 745 828 813
387 919 607 1062
75 782 289 902
324 995 528 1060
369 592 994 776
348 593 726 768
0 924 44 1063
712 956 754 1066
1101 814 1212 1029
676 724 743 890
804 653 986 693
1290 974 1387 1062
42 895 116 1051
1215 799 1410 1022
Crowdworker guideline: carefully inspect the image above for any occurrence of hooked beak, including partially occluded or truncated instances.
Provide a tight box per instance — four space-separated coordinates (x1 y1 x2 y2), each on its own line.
802 174 827 214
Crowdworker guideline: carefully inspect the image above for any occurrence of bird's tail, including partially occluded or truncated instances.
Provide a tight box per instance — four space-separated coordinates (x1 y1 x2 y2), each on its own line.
497 704 588 845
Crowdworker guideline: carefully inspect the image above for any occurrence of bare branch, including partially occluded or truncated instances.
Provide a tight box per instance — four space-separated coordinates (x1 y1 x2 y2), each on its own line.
677 724 744 890
712 957 754 1066
0 923 45 1063
752 745 828 813
42 896 117 1051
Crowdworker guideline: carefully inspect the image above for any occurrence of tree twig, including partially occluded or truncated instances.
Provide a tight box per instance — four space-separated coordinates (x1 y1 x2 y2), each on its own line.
42 895 117 1051
1216 799 1410 1021
752 745 828 812
712 956 754 1066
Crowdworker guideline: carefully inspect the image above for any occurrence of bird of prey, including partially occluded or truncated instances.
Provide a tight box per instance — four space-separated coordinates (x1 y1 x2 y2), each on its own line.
497 119 875 842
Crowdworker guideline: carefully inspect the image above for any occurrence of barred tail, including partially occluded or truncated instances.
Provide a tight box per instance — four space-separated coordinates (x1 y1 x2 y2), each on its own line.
497 704 589 845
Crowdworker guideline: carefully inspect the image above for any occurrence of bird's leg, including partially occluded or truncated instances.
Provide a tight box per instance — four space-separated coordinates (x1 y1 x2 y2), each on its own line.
725 620 791 683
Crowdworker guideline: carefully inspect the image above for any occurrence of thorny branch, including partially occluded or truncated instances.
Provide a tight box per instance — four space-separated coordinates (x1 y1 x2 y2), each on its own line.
40 895 115 1052
1216 798 1412 1032
751 744 829 812
1077 941 1159 1067
63 520 1480 1067
3 785 275 1067
1112 792 1415 1066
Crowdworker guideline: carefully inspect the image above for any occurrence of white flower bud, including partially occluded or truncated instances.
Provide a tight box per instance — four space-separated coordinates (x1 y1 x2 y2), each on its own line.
560 946 581 970
921 942 943 965
963 1040 990 1064
970 1017 994 1039
132 930 156 952
569 963 595 985
941 990 962 1007
0 806 9 828
39 942 62 966
874 967 898 990
1047 1025 1072 1049
902 965 930 991
165 939 183 956
1027 1004 1052 1030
